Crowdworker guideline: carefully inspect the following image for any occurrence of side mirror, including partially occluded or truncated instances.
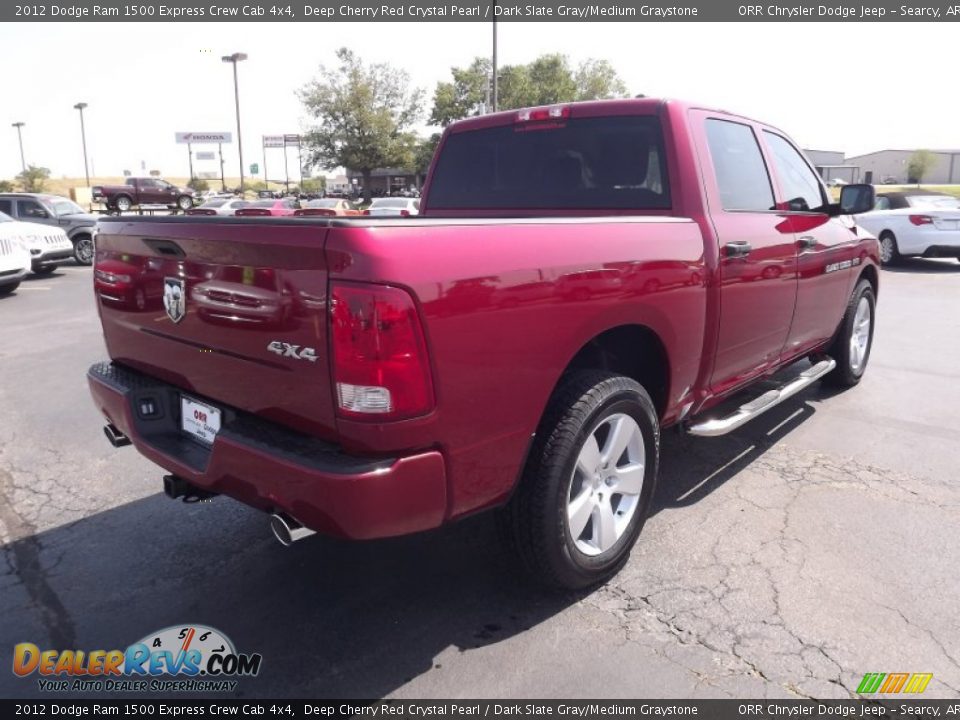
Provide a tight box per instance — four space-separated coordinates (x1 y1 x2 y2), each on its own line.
838 184 875 215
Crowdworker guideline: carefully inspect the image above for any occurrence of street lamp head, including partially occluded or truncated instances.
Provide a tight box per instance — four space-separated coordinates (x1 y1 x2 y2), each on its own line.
74 102 88 111
222 52 248 63
12 122 24 128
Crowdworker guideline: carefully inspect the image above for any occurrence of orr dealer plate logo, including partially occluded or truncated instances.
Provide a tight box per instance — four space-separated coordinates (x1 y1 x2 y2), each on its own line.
163 277 186 323
12 624 262 693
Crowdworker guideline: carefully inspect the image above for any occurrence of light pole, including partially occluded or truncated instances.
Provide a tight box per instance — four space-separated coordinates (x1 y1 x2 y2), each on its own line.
492 11 498 112
73 103 90 187
11 122 26 172
222 52 248 192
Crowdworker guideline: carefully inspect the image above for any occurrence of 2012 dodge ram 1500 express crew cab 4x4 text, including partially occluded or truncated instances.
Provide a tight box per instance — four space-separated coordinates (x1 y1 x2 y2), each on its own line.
88 99 879 589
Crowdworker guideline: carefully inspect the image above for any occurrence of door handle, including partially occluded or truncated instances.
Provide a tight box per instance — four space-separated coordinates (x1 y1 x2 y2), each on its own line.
798 235 817 250
724 241 752 258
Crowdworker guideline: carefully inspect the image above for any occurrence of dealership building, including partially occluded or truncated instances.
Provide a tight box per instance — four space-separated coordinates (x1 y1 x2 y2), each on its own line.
844 149 960 185
805 148 960 185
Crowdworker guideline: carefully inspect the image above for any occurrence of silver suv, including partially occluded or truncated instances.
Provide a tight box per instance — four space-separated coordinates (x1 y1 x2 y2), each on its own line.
0 193 98 265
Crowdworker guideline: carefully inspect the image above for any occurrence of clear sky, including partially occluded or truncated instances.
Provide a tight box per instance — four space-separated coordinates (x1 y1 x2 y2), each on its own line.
1 21 956 181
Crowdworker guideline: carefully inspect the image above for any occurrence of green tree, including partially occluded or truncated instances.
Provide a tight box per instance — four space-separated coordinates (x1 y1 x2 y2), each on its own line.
412 133 442 186
16 165 50 193
907 149 936 186
429 54 629 126
0 180 14 192
300 48 424 203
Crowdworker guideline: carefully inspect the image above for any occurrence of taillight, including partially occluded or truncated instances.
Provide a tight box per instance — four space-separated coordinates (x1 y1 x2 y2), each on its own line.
517 105 570 123
399 209 410 217
909 215 934 226
330 282 433 420
362 209 370 216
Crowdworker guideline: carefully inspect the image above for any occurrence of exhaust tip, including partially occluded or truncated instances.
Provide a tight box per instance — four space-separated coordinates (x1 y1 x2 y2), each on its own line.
103 423 132 448
270 513 315 546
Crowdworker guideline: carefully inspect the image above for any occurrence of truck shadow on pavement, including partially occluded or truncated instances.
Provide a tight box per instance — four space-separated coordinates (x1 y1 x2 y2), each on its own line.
0 391 823 700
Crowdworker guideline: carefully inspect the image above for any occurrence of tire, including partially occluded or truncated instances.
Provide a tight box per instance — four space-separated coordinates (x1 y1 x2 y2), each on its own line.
878 231 900 266
114 195 133 213
72 234 94 265
0 281 19 296
498 370 660 590
825 278 876 388
177 195 194 211
33 266 55 275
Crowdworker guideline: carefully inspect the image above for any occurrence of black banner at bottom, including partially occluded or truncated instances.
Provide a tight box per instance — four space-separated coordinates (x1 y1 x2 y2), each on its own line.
3 700 960 719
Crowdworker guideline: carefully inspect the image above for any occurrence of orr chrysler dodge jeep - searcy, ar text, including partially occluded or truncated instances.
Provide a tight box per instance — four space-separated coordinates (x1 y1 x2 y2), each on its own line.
87 98 879 589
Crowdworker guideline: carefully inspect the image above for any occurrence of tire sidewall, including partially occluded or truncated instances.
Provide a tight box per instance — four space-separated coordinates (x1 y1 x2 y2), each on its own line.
549 382 659 583
848 282 876 379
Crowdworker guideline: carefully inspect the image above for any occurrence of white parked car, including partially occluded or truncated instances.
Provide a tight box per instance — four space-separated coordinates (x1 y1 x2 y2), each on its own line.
365 197 420 217
0 212 32 295
186 198 251 216
855 191 960 265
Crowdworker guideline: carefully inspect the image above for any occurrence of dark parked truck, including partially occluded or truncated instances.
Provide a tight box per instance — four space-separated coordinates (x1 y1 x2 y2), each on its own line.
92 177 195 213
88 99 879 589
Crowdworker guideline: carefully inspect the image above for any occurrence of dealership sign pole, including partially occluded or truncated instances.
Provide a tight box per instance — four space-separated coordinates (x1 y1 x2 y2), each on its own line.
263 135 284 193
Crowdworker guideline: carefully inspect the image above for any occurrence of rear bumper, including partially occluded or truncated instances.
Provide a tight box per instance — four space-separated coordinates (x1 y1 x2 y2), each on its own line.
87 361 447 540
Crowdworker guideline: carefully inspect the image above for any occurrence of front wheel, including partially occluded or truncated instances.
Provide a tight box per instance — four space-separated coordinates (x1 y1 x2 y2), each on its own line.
73 234 94 265
825 278 876 388
499 370 660 590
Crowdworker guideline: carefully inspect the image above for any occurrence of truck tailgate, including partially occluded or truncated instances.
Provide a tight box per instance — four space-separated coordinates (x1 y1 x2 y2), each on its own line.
93 218 337 441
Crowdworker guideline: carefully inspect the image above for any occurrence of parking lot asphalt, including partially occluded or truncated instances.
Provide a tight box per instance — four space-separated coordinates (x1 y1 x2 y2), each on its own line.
1 259 959 700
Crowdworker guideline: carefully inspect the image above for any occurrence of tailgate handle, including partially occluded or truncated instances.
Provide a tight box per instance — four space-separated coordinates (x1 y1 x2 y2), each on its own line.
142 238 186 258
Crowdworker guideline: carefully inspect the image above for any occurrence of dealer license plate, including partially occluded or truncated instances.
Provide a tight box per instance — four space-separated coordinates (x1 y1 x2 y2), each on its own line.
180 396 221 445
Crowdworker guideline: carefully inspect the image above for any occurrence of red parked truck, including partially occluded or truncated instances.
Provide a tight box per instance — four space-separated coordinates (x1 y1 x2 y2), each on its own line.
92 177 196 213
88 99 879 589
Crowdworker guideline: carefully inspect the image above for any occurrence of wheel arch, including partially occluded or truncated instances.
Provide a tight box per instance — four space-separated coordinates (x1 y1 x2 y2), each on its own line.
858 262 879 298
557 324 671 422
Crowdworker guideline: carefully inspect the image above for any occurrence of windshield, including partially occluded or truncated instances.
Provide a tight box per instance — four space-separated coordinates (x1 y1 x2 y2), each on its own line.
371 199 408 208
906 195 960 209
308 199 340 208
51 199 85 216
428 115 671 211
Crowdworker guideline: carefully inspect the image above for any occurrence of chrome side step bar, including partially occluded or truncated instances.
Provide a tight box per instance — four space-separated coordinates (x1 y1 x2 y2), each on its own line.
687 358 836 437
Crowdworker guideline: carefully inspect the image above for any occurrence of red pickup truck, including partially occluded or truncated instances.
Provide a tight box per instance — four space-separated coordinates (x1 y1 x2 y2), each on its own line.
87 99 879 589
92 177 196 213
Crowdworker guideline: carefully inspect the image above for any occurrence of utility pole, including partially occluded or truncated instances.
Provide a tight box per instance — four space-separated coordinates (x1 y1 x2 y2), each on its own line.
73 103 91 187
11 122 26 172
222 52 248 192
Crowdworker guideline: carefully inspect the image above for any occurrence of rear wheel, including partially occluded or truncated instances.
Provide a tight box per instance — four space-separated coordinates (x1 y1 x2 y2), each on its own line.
879 231 900 266
0 281 19 296
114 195 133 213
33 266 55 275
825 278 876 388
73 234 94 265
499 370 660 590
176 195 194 211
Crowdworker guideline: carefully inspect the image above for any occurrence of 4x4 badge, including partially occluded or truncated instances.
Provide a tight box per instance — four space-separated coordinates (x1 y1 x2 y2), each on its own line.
163 277 186 324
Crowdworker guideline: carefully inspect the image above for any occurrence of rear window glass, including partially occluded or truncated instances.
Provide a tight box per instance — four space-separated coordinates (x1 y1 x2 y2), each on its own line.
371 199 408 208
250 200 276 208
427 115 670 211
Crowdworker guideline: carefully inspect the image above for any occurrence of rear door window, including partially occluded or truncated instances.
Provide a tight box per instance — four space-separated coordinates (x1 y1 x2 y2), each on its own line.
0 199 12 215
17 199 48 218
705 119 774 212
427 115 670 211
